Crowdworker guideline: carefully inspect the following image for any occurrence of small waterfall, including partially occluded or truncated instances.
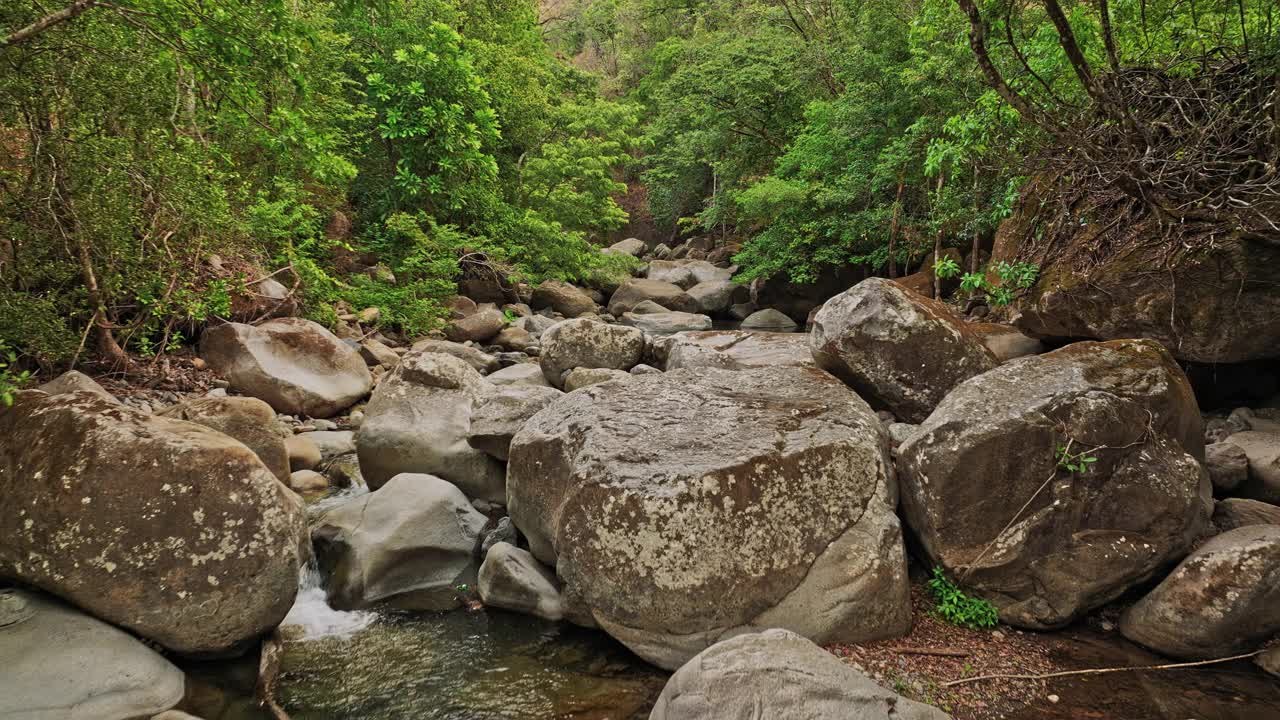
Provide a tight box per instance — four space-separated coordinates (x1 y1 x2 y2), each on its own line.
281 559 377 642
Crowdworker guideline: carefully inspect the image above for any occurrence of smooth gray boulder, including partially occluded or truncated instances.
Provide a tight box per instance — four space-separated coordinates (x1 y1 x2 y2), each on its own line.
1120 525 1280 659
0 391 305 655
619 311 712 335
507 366 910 669
409 338 500 374
898 339 1210 629
468 385 562 461
646 260 698 289
478 542 565 622
356 350 504 501
158 396 290 481
650 629 951 720
969 323 1044 362
810 278 997 422
739 308 798 331
686 280 743 315
0 590 185 720
485 362 553 387
359 338 400 368
299 430 356 461
36 370 118 404
607 278 699 315
630 299 670 314
659 330 813 371
605 237 646 257
538 318 644 387
1205 441 1249 493
312 473 486 610
444 308 504 344
200 318 372 418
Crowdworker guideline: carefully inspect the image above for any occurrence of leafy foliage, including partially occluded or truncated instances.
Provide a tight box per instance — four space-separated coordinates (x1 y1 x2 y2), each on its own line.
1055 444 1098 474
928 567 999 630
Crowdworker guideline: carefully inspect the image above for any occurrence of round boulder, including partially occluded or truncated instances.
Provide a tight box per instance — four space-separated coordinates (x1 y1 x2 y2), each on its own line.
810 277 998 423
897 339 1211 629
507 366 910 669
538 318 644 388
607 278 699 316
650 629 951 720
0 391 305 655
1120 525 1280 659
157 396 290 482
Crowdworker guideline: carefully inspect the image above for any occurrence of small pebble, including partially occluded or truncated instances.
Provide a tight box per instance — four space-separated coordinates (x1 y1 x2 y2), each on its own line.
992 630 1005 640
1047 694 1060 704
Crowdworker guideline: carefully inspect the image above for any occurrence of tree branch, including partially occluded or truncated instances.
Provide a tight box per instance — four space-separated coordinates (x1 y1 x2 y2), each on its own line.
1 0 98 49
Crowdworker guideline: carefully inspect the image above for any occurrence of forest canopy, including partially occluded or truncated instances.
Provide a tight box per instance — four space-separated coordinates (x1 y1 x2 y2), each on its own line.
1 0 1275 372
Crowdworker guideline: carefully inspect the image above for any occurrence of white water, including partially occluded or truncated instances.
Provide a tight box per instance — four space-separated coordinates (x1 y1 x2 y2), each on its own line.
281 563 379 641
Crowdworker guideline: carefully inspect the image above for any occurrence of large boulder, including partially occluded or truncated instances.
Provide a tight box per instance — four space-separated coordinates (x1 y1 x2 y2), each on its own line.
0 590 186 720
619 311 713 335
686 280 746 315
1215 431 1280 503
0 391 305 655
1120 525 1280 659
1204 440 1249 494
967 323 1044 363
356 350 504 501
507 366 910 669
312 473 486 611
607 278 699 315
897 339 1211 629
646 260 698 289
200 318 372 418
467 385 562 461
538 318 644 387
485 362 553 387
531 280 597 318
657 330 814 372
477 542 566 622
993 179 1280 363
811 277 998 423
562 367 631 391
738 308 798 331
158 396 290 482
650 629 951 720
605 237 646 257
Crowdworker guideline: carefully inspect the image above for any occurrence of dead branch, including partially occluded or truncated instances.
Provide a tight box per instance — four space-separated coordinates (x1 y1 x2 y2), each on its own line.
943 648 1267 687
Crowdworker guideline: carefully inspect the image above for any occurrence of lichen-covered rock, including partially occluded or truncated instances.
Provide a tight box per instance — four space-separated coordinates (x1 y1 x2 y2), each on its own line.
312 473 486 610
897 339 1210 629
531 279 598 318
650 629 951 720
607 278 698 316
1217 431 1280 503
478 542 565 622
811 277 998 422
485 362 553 387
356 351 504 501
1120 525 1280 659
1204 441 1249 494
0 391 305 655
0 590 186 720
467 385 562 461
158 396 290 482
538 318 644 388
200 318 372 418
658 330 813 372
507 366 910 669
36 370 119 404
1212 498 1280 531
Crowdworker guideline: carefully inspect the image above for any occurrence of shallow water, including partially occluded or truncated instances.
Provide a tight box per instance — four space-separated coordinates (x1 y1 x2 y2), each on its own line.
277 609 664 720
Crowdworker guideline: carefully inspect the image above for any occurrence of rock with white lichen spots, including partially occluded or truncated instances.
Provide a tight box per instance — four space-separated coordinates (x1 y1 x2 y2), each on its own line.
897 339 1211 630
0 390 306 656
158 396 290 482
1120 525 1280 659
810 277 998 422
200 317 372 418
506 365 910 670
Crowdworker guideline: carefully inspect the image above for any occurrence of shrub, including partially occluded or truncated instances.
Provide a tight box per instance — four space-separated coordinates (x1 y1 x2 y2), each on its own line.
927 567 999 629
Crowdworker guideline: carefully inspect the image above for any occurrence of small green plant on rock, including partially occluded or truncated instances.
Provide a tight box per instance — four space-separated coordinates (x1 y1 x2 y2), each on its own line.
927 567 999 630
956 260 1040 307
0 341 30 406
932 257 961 279
1055 443 1098 474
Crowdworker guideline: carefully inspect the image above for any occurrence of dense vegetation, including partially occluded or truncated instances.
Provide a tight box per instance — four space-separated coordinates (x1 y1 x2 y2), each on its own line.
1 0 1274 372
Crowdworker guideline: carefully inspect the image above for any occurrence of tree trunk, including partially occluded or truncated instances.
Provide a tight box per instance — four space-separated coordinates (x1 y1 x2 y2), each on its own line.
888 176 904 279
971 164 981 274
933 172 945 300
